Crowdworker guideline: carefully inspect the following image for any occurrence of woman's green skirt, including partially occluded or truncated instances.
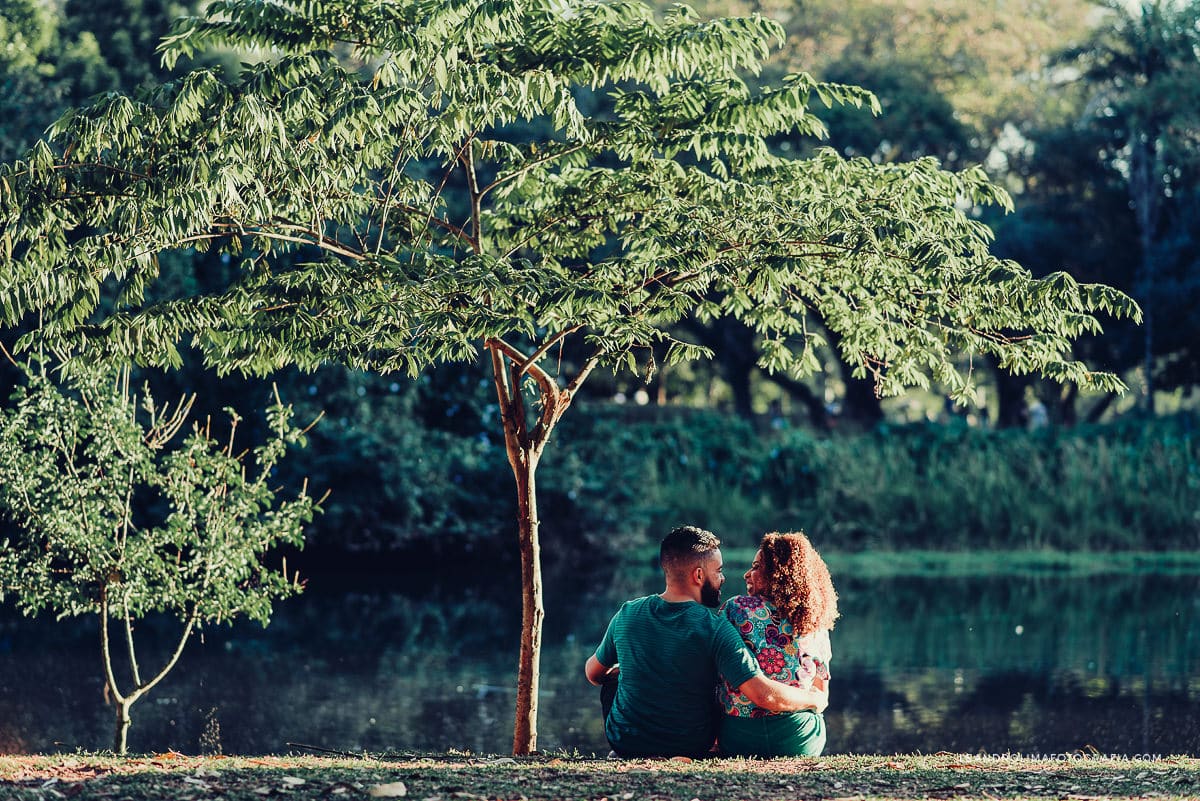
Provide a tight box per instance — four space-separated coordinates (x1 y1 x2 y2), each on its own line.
718 711 826 757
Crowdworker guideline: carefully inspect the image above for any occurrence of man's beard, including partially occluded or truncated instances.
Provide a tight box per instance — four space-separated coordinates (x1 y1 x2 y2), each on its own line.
700 578 721 608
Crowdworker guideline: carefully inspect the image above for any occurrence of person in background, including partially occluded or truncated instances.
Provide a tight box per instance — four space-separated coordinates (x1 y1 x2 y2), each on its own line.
717 531 838 757
584 525 827 758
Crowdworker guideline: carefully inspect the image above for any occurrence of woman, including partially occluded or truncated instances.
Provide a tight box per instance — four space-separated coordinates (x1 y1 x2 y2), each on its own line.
717 531 839 757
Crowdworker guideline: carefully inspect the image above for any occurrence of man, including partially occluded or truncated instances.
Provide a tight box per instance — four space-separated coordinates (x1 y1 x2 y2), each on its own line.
585 525 828 757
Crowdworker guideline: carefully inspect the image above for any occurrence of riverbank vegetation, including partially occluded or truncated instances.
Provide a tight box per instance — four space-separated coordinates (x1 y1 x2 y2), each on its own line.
294 404 1199 563
2 752 1198 801
556 407 1200 555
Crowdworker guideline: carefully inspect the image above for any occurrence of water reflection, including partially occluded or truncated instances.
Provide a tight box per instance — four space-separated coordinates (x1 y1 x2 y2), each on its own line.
1 568 1197 755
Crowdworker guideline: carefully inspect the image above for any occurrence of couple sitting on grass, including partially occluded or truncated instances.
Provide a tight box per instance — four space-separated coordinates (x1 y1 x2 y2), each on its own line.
585 525 838 759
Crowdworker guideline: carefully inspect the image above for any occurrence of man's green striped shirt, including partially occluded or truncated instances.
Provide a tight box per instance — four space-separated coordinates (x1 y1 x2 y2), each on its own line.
595 595 760 757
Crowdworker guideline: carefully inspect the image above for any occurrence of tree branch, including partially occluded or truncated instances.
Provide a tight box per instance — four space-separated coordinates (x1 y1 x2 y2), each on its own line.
488 337 557 395
163 225 365 263
464 139 483 254
517 325 583 377
133 604 200 698
373 143 410 254
32 162 153 182
390 203 477 249
418 135 476 253
0 339 19 369
564 352 602 398
99 587 127 705
488 338 528 454
479 143 590 200
122 590 143 689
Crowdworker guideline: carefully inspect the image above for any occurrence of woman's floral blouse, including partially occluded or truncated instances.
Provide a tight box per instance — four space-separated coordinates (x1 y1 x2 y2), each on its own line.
717 594 832 718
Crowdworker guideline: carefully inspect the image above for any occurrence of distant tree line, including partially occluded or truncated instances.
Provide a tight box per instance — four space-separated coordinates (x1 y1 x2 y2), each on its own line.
0 0 1194 558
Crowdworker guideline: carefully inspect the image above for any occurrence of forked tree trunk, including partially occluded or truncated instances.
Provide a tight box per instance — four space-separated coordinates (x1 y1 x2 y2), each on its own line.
485 338 592 756
100 588 199 754
488 343 551 756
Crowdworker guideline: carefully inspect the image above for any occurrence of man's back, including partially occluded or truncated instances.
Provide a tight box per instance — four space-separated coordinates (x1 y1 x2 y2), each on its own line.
595 595 758 757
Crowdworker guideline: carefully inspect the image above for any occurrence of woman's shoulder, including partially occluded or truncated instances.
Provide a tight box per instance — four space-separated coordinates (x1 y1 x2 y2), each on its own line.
719 594 776 621
720 594 769 611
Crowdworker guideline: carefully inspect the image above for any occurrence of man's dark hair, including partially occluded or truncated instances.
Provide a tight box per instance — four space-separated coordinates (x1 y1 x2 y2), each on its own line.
659 525 720 578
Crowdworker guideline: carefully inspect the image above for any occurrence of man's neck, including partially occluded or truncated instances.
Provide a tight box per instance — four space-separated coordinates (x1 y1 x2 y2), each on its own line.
659 587 698 604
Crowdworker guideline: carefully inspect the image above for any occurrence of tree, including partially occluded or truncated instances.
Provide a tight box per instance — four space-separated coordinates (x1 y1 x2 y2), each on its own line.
0 0 224 162
754 0 1096 140
0 0 1136 753
0 0 63 163
676 0 1098 425
0 360 317 753
1061 0 1200 412
987 121 1143 425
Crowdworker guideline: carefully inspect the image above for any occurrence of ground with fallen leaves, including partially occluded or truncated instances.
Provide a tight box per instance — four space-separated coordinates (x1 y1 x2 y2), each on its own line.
0 752 1196 800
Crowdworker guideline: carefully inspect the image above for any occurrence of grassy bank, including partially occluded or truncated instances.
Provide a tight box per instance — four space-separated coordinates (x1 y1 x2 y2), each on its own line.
773 549 1200 578
595 411 1200 554
1 753 1197 800
624 548 1200 579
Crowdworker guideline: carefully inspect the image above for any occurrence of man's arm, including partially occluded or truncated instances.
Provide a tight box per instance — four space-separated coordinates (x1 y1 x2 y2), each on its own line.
711 612 828 713
587 605 624 686
738 674 829 713
584 655 619 686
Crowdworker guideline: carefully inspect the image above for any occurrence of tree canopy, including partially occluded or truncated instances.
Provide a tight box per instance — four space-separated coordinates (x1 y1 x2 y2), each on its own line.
0 0 1135 401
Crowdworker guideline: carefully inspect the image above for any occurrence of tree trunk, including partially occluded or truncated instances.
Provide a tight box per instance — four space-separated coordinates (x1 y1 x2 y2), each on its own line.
100 586 199 756
1057 382 1079 426
713 319 758 420
1085 391 1119 424
485 338 591 757
1130 135 1159 414
113 698 133 754
487 341 556 757
766 373 831 430
510 453 544 755
991 360 1031 428
822 324 883 427
838 369 884 427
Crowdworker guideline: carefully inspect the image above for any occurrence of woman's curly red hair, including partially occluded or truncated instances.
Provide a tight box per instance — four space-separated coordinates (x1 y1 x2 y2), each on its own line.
758 531 839 636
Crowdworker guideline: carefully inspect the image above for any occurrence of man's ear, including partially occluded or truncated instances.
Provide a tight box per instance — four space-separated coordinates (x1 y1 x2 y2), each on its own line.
691 565 705 586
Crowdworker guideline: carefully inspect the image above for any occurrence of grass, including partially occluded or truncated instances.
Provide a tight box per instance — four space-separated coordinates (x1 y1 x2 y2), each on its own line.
1 752 1198 800
812 549 1200 578
631 548 1200 579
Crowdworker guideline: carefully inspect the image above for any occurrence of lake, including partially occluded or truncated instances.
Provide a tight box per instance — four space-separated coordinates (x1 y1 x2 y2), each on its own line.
1 558 1197 756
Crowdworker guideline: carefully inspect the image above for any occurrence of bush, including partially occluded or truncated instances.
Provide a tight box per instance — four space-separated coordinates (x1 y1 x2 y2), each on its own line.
550 408 1200 554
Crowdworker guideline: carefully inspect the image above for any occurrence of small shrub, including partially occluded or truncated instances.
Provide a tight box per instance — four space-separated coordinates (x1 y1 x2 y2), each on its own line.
0 363 317 753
